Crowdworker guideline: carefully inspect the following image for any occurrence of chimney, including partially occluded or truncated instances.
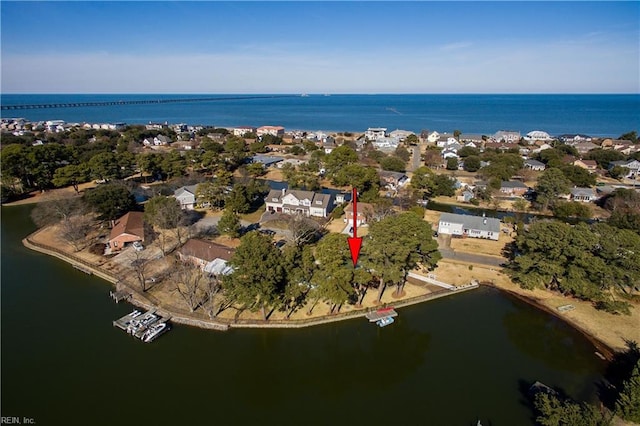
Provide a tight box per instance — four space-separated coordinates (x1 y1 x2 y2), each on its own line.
483 218 487 225
281 188 286 196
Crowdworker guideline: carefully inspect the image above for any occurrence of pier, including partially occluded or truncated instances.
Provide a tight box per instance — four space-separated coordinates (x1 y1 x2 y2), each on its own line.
113 309 171 342
110 290 132 303
1 94 298 111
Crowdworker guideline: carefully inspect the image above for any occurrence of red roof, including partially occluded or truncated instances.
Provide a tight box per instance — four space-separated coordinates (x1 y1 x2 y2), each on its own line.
109 212 144 242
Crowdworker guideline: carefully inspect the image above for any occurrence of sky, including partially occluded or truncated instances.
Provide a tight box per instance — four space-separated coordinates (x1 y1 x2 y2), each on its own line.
1 1 639 94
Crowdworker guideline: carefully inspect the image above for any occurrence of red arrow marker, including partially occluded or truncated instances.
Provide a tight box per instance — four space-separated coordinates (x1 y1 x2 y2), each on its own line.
347 187 363 267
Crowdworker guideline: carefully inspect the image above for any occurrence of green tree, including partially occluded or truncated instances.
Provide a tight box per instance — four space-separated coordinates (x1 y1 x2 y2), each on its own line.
560 164 596 187
603 188 640 233
84 183 136 221
618 131 638 143
463 155 481 172
52 164 90 191
609 166 630 180
325 145 357 177
585 148 625 169
88 152 120 181
308 234 362 314
615 359 640 422
535 168 572 211
457 146 480 158
480 153 524 181
405 134 419 145
223 231 284 320
332 164 380 201
534 392 612 426
394 145 411 162
363 213 441 302
380 156 407 172
446 157 458 170
218 208 241 238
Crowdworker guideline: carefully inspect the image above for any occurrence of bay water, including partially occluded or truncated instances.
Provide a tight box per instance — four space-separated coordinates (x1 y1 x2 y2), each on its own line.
1 205 607 425
2 94 638 137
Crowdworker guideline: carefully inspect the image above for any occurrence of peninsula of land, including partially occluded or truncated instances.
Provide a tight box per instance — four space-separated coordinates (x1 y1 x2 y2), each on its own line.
3 119 639 356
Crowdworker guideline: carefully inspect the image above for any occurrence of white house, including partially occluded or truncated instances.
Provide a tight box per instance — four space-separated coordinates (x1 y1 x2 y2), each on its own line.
365 128 387 141
493 130 521 143
143 135 172 146
264 189 334 218
427 131 440 143
437 135 459 148
524 159 546 171
257 126 285 137
389 129 414 141
173 185 199 210
609 159 640 178
570 187 597 202
372 136 400 151
437 212 500 241
524 130 553 143
233 126 257 136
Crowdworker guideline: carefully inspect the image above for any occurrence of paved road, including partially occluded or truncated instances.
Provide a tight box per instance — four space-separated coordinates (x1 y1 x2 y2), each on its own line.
410 145 421 171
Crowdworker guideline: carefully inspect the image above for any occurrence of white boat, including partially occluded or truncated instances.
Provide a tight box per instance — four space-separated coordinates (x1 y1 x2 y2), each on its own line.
142 322 168 343
376 316 395 327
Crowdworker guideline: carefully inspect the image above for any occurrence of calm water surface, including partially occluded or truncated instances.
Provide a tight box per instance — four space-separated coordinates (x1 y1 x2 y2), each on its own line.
1 205 606 425
2 94 638 136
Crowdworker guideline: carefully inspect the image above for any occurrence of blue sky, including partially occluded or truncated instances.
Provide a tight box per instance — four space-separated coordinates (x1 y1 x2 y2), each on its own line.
2 1 639 93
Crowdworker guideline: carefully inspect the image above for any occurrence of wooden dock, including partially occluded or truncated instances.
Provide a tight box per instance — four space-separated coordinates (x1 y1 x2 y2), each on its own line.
110 290 132 303
73 264 93 275
113 309 171 342
365 308 398 322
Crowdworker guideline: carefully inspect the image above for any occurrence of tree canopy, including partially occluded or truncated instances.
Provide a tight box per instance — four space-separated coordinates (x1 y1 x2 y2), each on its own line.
84 182 136 220
508 220 639 313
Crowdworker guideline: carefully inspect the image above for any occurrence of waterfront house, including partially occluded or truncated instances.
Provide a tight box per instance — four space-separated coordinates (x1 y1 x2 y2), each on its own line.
143 135 172 146
264 189 334 218
570 187 597 202
459 134 484 144
493 130 521 143
437 135 459 148
177 239 235 276
524 159 546 171
372 136 401 151
257 126 285 137
558 134 592 144
108 212 144 252
344 202 374 227
389 129 414 141
173 185 199 210
456 190 475 203
500 181 528 196
437 212 500 241
427 131 440 144
233 126 257 137
524 131 553 143
365 127 387 141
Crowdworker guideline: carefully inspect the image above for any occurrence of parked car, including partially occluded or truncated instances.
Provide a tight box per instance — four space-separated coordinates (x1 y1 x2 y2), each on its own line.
132 241 144 251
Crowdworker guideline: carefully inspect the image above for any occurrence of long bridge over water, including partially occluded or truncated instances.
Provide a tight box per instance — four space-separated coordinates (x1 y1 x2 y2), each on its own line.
1 94 299 111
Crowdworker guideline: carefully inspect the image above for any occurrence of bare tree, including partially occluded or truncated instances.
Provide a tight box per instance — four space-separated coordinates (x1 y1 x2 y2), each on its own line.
284 215 320 247
59 214 93 252
173 262 205 312
201 275 232 319
31 197 87 227
130 250 151 292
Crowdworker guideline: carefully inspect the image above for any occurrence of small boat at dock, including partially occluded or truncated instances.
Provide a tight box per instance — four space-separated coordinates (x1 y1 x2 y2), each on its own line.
142 322 169 343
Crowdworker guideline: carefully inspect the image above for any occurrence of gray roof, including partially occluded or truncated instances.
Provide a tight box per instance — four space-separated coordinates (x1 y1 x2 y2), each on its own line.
571 187 595 197
252 155 284 166
501 180 528 188
174 185 198 196
524 159 545 167
265 189 332 209
439 212 500 234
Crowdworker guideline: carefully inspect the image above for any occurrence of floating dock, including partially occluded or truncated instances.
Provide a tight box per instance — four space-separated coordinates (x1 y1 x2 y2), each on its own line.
365 308 398 322
113 309 171 343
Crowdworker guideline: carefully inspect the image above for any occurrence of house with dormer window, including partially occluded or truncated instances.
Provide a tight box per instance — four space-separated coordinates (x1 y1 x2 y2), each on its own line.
264 189 334 217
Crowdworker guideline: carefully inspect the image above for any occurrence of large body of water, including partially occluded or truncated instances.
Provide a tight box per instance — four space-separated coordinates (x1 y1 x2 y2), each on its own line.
2 93 639 137
1 205 607 425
